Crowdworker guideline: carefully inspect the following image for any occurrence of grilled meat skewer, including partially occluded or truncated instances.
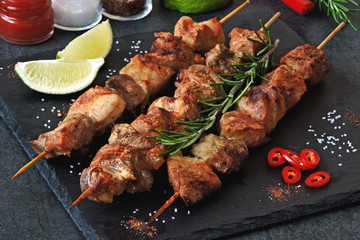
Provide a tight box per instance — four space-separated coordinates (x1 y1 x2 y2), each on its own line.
77 64 223 204
167 43 329 207
72 13 283 206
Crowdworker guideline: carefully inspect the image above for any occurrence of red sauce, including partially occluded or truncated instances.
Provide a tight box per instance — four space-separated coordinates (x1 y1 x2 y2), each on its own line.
0 0 54 45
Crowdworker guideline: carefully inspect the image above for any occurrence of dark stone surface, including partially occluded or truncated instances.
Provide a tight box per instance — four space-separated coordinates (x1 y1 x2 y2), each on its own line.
1 0 360 239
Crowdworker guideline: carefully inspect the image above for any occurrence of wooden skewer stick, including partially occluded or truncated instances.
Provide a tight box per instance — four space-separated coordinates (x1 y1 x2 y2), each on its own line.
220 0 251 24
147 192 180 226
69 187 94 209
264 12 281 29
12 148 52 179
318 22 345 50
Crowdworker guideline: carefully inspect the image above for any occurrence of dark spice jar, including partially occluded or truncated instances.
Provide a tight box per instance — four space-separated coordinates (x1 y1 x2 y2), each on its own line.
0 0 54 45
102 0 145 16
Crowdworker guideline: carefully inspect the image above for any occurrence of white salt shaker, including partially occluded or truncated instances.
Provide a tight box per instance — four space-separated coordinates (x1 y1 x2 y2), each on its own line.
52 0 102 31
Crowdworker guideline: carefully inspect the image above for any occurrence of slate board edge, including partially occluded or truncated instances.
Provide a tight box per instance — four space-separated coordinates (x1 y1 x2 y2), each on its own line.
0 95 101 240
185 191 360 240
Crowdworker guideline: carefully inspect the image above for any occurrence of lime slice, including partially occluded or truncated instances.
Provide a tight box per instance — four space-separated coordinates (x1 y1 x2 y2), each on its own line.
57 20 113 59
15 58 105 95
163 0 232 13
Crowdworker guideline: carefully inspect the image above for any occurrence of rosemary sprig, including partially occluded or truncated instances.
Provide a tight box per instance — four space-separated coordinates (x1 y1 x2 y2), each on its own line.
315 0 360 31
150 22 279 156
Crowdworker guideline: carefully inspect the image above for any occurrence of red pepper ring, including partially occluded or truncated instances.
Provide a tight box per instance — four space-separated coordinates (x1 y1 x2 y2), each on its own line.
282 149 310 171
305 171 330 187
282 166 302 184
267 147 286 167
300 149 320 169
281 0 315 16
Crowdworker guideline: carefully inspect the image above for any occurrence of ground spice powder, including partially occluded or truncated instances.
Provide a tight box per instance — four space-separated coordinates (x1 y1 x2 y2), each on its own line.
121 216 158 238
266 183 302 202
345 107 360 127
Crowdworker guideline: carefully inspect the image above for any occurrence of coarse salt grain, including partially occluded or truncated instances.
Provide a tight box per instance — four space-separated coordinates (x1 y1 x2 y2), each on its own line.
338 163 343 166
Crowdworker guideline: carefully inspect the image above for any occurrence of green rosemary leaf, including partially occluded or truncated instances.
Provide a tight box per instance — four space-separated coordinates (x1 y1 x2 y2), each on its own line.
199 107 215 115
179 132 202 150
230 80 253 107
205 118 216 131
315 0 359 31
159 147 177 156
222 97 234 113
247 38 264 45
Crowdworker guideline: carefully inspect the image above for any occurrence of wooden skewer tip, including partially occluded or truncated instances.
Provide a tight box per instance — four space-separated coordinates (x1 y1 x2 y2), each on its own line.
69 187 94 209
147 192 180 226
317 22 346 50
220 0 251 24
12 148 51 179
264 12 281 29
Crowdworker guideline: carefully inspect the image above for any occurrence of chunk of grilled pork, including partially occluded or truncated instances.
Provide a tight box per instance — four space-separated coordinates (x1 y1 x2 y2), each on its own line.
191 134 249 174
80 144 165 203
236 84 287 134
174 16 225 53
167 155 222 206
119 54 174 96
228 28 269 57
144 32 205 71
30 113 95 158
219 111 266 147
263 64 306 110
205 43 240 75
67 86 126 135
105 74 147 112
280 44 329 87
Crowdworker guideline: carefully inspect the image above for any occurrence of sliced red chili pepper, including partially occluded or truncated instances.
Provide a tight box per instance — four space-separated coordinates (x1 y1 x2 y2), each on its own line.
281 149 310 171
267 147 286 167
282 166 301 184
305 171 330 187
281 0 315 16
300 149 320 169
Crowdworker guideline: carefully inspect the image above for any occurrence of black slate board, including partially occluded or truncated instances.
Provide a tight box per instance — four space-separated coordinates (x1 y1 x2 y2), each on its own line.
1 10 360 240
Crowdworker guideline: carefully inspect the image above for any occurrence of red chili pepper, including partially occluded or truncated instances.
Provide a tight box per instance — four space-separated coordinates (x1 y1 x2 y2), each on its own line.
282 149 310 171
300 149 320 169
305 171 330 187
282 166 302 184
281 0 315 16
267 147 286 167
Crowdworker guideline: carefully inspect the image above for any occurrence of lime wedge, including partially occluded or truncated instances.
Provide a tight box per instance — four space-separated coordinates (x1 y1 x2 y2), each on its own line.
57 20 113 59
163 0 232 13
15 58 105 95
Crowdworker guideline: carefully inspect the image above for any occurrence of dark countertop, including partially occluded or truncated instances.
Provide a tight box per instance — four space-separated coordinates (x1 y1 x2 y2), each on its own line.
1 0 360 239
